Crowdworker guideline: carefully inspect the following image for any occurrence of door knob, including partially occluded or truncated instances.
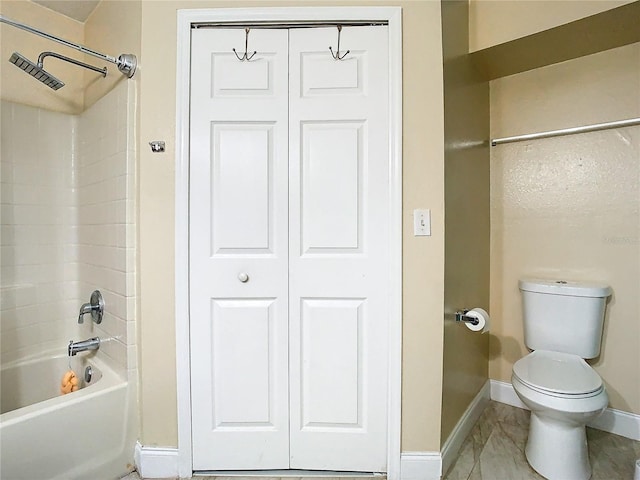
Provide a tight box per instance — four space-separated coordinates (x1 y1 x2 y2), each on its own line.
238 272 249 283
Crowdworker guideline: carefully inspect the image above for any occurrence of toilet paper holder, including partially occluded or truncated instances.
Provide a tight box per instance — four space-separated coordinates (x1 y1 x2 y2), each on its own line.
455 309 480 325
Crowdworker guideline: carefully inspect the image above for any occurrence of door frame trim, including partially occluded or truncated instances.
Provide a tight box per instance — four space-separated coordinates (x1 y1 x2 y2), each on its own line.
175 7 402 479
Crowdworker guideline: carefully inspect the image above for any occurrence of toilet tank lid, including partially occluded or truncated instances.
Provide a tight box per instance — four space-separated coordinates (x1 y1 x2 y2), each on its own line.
519 278 612 298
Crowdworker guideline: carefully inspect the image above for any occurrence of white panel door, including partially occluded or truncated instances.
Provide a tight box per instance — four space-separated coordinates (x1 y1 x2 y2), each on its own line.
288 26 390 472
189 28 290 470
190 24 390 473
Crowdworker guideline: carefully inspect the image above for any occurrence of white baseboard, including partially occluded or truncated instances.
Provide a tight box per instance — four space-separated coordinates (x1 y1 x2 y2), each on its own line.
400 452 441 480
134 442 179 479
588 406 640 441
490 379 527 409
441 380 491 476
135 444 442 480
135 445 439 480
490 379 640 441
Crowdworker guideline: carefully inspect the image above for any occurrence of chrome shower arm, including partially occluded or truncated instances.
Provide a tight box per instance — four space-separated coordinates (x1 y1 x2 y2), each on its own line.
38 51 107 77
0 14 136 78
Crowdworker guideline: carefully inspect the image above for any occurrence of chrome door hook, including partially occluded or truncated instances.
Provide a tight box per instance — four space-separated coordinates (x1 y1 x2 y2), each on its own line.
233 28 257 61
329 25 350 60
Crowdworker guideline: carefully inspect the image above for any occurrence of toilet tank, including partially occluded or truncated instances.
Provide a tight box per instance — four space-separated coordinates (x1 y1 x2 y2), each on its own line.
519 279 612 358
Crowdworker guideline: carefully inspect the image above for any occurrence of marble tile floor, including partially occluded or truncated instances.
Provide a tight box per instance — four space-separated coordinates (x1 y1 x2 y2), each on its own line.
121 401 640 480
444 401 640 480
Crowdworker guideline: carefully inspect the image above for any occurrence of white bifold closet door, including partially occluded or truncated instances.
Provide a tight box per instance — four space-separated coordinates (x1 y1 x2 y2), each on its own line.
189 25 389 473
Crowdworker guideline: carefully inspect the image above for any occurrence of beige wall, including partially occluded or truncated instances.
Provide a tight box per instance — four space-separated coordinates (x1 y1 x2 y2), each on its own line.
468 0 635 52
137 1 446 450
468 1 640 82
0 0 85 113
440 0 490 445
490 43 640 415
83 0 141 109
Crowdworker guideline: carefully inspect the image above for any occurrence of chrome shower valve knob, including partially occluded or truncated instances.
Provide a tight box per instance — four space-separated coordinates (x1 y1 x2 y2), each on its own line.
77 290 104 324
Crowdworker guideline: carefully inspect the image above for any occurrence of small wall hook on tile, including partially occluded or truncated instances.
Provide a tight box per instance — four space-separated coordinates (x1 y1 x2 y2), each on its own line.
149 141 165 153
329 25 350 60
233 28 257 61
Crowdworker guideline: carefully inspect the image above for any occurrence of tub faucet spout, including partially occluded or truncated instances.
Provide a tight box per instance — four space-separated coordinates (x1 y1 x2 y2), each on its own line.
68 337 100 356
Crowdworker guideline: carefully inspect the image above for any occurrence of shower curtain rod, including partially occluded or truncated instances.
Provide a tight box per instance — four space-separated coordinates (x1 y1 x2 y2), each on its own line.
192 20 387 29
0 14 136 78
492 117 640 146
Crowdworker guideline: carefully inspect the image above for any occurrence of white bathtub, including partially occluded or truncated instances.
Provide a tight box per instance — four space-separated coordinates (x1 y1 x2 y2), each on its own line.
0 354 136 480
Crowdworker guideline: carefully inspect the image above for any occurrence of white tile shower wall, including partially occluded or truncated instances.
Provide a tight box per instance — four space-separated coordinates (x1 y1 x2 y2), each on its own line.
1 84 136 375
76 81 136 377
0 101 79 364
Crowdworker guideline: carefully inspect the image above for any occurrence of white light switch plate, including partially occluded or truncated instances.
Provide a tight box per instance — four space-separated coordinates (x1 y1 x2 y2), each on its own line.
413 209 431 236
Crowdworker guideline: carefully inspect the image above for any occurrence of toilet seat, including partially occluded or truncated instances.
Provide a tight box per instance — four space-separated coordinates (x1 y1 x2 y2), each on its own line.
513 350 603 398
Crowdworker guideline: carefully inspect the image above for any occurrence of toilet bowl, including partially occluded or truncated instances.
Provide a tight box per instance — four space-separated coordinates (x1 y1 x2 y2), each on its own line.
512 350 608 480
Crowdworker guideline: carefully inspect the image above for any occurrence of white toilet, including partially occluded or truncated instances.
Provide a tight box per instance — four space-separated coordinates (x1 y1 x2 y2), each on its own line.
512 279 612 480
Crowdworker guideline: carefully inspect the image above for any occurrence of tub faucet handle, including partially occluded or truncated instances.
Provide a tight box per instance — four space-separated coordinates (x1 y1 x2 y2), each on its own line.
78 303 92 323
77 290 104 324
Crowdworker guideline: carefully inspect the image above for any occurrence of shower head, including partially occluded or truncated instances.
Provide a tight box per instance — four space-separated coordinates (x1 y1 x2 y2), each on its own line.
9 51 108 91
9 52 64 90
2 15 137 80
